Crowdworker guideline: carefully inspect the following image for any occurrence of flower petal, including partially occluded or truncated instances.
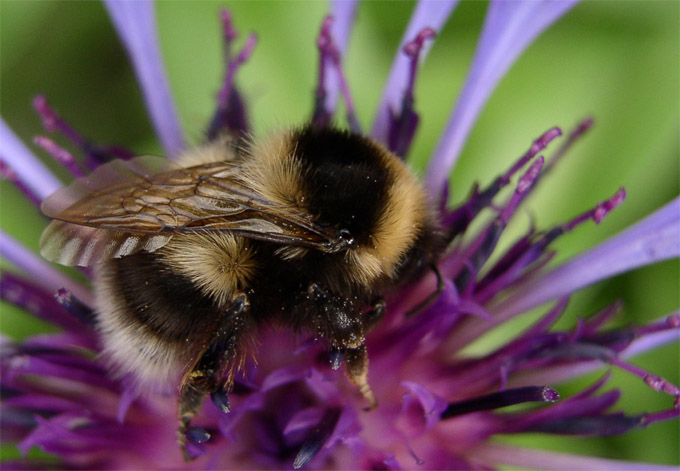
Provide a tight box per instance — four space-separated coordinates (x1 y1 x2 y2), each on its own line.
425 0 579 196
372 0 460 144
103 0 184 157
473 443 679 471
0 231 92 306
0 118 62 200
496 197 680 320
321 0 360 113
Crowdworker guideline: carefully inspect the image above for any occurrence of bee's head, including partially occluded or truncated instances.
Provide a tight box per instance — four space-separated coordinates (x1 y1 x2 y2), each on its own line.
243 126 444 289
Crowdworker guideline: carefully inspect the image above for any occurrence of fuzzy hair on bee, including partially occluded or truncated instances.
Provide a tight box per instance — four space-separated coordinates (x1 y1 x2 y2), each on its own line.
39 125 446 460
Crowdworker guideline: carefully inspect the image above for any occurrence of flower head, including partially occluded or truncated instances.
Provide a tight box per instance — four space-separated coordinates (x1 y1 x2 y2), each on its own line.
1 1 678 470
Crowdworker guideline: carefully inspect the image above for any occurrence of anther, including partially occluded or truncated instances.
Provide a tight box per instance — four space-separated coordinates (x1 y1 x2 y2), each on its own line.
293 408 341 469
34 136 85 178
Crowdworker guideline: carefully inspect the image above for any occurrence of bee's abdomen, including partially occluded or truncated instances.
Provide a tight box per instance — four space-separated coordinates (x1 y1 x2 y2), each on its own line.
94 251 221 389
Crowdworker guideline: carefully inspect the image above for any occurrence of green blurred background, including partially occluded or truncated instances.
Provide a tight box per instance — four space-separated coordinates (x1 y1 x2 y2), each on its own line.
1 0 678 466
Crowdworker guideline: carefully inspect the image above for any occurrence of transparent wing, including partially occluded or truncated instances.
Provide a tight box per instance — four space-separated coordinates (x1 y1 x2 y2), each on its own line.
40 157 347 266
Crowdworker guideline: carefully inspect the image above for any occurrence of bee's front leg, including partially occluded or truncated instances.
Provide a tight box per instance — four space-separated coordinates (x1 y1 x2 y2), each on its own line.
307 283 377 409
177 293 250 461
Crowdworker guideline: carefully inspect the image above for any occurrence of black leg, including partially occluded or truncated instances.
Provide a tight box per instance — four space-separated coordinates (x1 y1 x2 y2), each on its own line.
307 282 377 409
177 294 249 460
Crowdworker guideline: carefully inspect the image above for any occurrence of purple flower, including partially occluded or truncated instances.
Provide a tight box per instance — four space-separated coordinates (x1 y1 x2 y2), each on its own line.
1 1 678 470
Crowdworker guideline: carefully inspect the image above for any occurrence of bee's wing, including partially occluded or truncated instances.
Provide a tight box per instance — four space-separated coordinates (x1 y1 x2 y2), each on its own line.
40 157 345 267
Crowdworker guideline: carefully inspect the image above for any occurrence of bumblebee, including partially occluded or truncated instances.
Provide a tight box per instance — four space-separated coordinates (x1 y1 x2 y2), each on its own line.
40 125 445 458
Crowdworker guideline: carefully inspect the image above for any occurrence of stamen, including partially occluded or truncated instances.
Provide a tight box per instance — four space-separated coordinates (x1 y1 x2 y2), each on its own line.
607 357 680 398
544 117 594 174
453 158 544 290
387 27 436 158
54 288 96 327
314 16 360 133
0 160 42 207
33 96 87 148
220 9 238 47
472 187 627 309
313 16 334 128
564 188 626 229
441 385 559 419
642 407 680 426
33 136 84 178
444 127 560 239
207 10 256 140
632 313 680 337
33 96 134 166
499 156 544 224
371 0 458 144
293 407 341 469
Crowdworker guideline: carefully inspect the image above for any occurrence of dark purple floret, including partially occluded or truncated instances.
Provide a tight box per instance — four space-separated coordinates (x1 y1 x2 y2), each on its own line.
33 136 85 178
207 9 255 140
387 27 436 158
313 16 360 133
33 95 134 167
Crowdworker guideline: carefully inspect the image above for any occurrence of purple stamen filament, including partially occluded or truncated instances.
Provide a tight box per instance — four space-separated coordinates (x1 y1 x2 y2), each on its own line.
218 33 257 111
316 16 360 133
441 386 559 419
403 27 436 107
33 136 85 178
33 96 87 149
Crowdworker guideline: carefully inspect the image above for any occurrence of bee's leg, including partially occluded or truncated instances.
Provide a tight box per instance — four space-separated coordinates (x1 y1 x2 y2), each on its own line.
177 294 249 461
344 342 377 410
307 283 377 409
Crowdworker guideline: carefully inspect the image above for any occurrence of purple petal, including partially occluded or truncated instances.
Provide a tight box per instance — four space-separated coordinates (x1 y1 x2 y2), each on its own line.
0 118 62 200
283 406 326 436
0 231 92 305
496 197 680 320
103 0 184 157
425 0 580 196
400 382 448 434
474 444 679 471
322 0 360 113
372 0 460 144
